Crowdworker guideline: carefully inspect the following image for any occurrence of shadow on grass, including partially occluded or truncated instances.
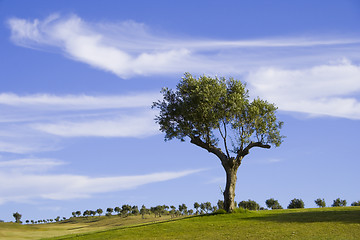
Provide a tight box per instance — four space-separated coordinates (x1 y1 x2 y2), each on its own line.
248 208 360 224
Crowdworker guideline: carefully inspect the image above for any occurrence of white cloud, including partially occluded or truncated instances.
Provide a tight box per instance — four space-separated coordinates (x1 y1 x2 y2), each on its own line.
247 60 360 119
0 92 159 110
0 158 66 173
0 92 161 153
7 14 360 78
0 168 203 204
32 111 158 138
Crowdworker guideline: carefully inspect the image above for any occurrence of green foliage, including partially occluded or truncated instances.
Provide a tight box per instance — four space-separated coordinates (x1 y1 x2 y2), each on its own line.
332 198 347 207
315 198 326 208
12 212 22 223
351 200 360 206
106 208 114 216
238 199 260 210
152 73 284 152
287 198 305 209
214 208 227 214
217 200 224 210
265 198 283 210
96 208 103 216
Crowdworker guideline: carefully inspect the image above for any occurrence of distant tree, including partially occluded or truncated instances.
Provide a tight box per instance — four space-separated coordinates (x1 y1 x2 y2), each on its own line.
153 73 284 212
238 199 260 210
351 200 360 206
200 203 206 214
72 212 76 218
75 211 81 217
188 209 194 215
332 198 347 207
265 198 282 209
315 198 326 208
169 205 176 218
132 205 140 216
114 206 121 215
55 216 60 222
194 202 200 214
150 206 163 217
83 210 90 217
121 204 132 217
217 200 225 210
26 220 29 224
287 198 304 209
13 212 22 223
106 208 114 216
179 204 188 215
204 202 213 213
96 208 103 216
140 205 150 219
63 217 66 220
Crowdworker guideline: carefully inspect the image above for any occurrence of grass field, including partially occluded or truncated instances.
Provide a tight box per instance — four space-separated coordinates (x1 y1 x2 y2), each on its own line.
1 207 359 240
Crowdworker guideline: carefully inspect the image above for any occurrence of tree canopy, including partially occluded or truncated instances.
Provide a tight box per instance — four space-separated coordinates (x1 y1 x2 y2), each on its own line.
153 73 283 159
153 73 284 212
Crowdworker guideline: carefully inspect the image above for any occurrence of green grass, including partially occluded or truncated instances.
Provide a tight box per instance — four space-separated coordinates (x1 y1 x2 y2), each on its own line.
1 207 359 240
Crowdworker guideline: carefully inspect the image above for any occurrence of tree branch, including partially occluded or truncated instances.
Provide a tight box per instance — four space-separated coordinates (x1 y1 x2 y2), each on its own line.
218 120 230 159
237 141 271 159
190 136 228 165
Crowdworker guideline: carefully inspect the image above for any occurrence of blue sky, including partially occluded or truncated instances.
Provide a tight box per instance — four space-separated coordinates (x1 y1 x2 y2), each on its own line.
0 0 360 222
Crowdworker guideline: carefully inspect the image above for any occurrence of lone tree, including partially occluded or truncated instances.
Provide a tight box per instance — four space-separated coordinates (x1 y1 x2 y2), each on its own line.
13 212 22 223
315 198 326 208
265 198 283 210
153 73 284 212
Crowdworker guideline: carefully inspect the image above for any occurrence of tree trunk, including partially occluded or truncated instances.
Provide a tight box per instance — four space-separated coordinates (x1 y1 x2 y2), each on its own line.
223 166 238 212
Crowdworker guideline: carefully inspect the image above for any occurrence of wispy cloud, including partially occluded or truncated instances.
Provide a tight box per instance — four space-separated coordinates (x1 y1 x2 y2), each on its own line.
0 93 160 153
6 14 360 120
0 92 160 110
247 59 360 119
0 160 203 204
32 111 158 138
7 14 360 78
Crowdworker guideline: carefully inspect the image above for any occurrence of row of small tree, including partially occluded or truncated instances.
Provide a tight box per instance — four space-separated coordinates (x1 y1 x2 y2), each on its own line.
238 198 360 210
13 198 360 224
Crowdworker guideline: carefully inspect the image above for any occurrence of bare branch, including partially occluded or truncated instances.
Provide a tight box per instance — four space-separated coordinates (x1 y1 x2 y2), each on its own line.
190 136 228 164
218 120 230 159
237 141 271 159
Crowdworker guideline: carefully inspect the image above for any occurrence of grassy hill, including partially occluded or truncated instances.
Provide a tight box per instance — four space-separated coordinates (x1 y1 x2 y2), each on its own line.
1 207 359 240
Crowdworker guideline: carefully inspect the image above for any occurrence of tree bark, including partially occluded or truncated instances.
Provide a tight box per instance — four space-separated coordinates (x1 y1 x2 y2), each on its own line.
223 166 239 212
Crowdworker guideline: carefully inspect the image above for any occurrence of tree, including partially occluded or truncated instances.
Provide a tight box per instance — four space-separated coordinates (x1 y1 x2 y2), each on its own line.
332 198 347 207
238 199 260 210
106 207 114 216
351 200 360 206
315 198 326 208
287 198 304 209
194 202 200 215
75 211 81 217
114 206 121 215
265 198 282 210
153 73 284 212
132 205 140 216
13 212 22 223
204 202 212 213
96 208 103 216
71 212 76 218
140 205 150 219
217 200 225 210
121 204 132 217
179 203 188 215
